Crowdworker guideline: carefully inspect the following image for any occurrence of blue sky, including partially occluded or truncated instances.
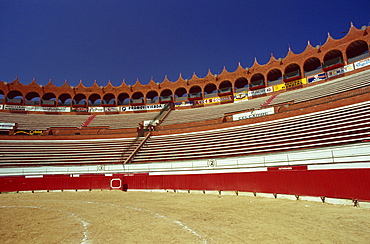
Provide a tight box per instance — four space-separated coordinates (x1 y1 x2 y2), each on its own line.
0 1 369 87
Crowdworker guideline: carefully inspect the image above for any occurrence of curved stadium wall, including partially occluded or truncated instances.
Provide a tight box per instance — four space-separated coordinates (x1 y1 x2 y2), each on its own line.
0 24 370 204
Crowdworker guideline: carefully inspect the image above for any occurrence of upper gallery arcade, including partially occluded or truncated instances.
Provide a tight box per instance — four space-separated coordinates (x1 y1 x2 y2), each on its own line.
0 23 369 108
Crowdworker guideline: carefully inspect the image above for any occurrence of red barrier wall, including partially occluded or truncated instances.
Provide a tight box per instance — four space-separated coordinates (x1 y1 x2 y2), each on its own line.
1 168 370 201
124 168 370 201
0 174 123 192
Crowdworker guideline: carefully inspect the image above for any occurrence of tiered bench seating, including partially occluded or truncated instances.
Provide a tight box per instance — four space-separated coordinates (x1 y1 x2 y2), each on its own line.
270 69 370 106
88 112 159 129
0 137 141 167
161 95 270 126
133 101 370 163
0 113 90 130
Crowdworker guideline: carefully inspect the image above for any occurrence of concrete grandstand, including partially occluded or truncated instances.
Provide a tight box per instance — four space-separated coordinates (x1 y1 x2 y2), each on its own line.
0 24 370 205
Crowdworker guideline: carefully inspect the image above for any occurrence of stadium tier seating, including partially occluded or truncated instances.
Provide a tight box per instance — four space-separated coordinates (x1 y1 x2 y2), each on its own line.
88 112 159 129
0 113 90 130
270 68 370 106
0 137 141 167
133 101 370 162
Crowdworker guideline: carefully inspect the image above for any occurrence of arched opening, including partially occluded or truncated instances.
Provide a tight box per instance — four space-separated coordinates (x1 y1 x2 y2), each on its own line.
189 85 202 100
234 77 249 92
25 92 40 105
131 92 144 105
250 73 265 90
73 94 87 107
322 50 344 71
283 63 302 82
0 90 4 104
88 94 101 106
346 40 369 63
6 90 23 104
218 80 233 96
146 90 159 104
304 57 322 76
174 87 188 102
204 83 217 98
42 93 57 106
267 69 283 86
118 93 130 105
102 93 116 106
160 89 173 103
58 93 72 106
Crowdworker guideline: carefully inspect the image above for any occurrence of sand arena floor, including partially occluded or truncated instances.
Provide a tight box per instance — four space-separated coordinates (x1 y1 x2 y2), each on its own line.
0 190 370 243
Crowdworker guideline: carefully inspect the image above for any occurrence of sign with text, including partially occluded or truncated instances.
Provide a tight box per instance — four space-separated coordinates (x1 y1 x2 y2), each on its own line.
354 57 370 69
233 91 249 103
232 107 275 121
121 104 165 112
174 101 193 107
327 64 354 78
194 95 233 106
4 105 70 112
88 107 105 113
248 87 273 97
104 107 120 112
273 78 307 91
308 72 326 83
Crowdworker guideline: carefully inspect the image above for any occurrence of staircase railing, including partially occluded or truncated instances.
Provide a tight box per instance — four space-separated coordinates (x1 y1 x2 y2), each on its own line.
122 132 152 165
120 102 172 165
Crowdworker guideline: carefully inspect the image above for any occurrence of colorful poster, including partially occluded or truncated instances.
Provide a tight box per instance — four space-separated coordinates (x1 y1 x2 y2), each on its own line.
284 78 307 89
327 64 354 78
233 91 248 103
273 83 286 92
174 101 193 107
273 78 307 91
308 72 326 83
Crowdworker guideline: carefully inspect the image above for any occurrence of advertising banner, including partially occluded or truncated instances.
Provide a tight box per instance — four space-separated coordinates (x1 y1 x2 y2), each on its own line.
248 88 265 97
194 95 233 106
308 72 326 83
32 106 71 112
174 101 193 107
121 104 165 112
72 107 88 112
327 64 354 78
143 120 160 126
88 107 105 113
4 105 27 111
0 123 16 130
232 107 275 121
4 105 71 112
104 107 120 112
354 57 370 69
265 86 273 93
273 78 307 91
233 91 248 103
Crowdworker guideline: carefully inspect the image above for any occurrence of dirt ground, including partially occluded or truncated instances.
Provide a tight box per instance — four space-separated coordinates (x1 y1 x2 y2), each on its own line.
0 190 369 244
